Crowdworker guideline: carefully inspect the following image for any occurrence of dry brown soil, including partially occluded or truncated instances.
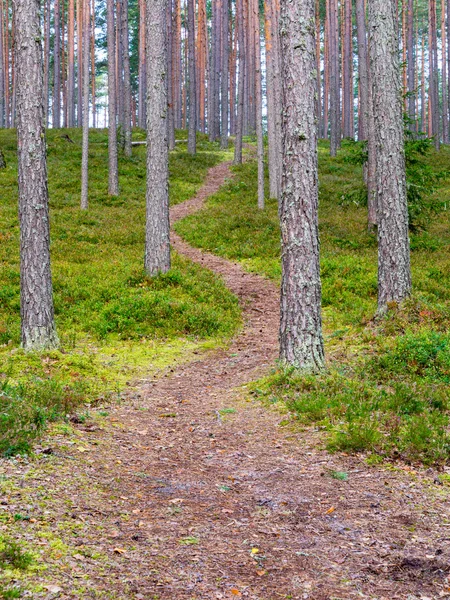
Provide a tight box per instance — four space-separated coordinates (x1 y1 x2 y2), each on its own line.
2 161 450 600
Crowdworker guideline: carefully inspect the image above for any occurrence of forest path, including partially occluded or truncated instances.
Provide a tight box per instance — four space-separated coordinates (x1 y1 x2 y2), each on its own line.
6 160 449 600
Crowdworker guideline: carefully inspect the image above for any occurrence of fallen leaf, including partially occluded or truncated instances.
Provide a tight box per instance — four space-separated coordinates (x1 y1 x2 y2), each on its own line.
113 547 127 554
230 590 242 597
44 585 62 593
325 506 336 515
251 547 259 554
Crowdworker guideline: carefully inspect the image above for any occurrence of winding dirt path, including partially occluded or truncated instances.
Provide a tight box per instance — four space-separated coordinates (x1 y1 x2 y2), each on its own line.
3 162 450 600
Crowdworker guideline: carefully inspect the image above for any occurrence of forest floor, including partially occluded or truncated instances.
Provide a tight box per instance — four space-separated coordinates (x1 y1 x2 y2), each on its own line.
1 159 450 600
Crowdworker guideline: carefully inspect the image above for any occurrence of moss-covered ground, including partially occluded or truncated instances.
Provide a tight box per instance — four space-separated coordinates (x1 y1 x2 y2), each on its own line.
175 140 450 465
0 128 241 455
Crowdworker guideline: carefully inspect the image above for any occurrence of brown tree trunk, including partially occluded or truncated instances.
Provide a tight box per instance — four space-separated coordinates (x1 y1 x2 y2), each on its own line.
91 0 96 128
342 0 352 138
253 0 264 208
221 0 229 148
279 0 325 371
145 0 170 276
138 0 146 128
43 0 50 126
0 0 5 127
121 0 132 156
368 0 412 313
81 0 90 209
329 0 340 155
14 0 58 350
77 0 83 125
54 0 61 127
407 0 415 127
429 0 440 148
68 0 75 126
107 0 119 195
234 0 245 163
187 0 196 153
441 0 449 142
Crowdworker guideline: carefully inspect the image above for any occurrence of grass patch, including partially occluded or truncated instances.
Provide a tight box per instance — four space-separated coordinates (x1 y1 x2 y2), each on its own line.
176 139 450 465
0 128 240 455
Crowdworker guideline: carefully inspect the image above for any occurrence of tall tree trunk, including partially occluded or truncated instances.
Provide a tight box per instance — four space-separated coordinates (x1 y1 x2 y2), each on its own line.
90 0 96 128
265 0 281 199
81 0 90 209
356 0 376 228
234 0 245 163
62 0 67 126
329 0 340 155
77 0 83 125
253 0 263 208
121 0 132 156
173 0 182 128
138 0 146 128
68 0 75 126
279 0 325 371
368 0 411 313
107 0 119 195
342 0 352 138
197 0 207 132
407 0 415 127
429 0 440 148
5 0 10 128
43 0 50 126
13 0 58 350
187 0 196 153
441 0 449 142
421 31 426 132
54 0 61 127
0 0 5 128
220 0 229 148
229 8 236 135
145 0 170 275
167 0 175 148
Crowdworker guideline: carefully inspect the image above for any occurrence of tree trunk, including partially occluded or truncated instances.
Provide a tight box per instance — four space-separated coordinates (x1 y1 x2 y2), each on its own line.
81 0 90 209
368 0 411 313
138 0 146 128
54 0 61 127
441 0 448 143
234 0 245 164
429 0 440 148
167 0 175 148
68 0 75 126
77 0 83 126
145 0 170 276
329 0 340 155
407 0 415 128
13 0 58 350
107 0 119 195
253 0 264 208
121 0 132 156
220 0 229 148
43 0 50 126
279 0 325 371
90 0 96 127
0 0 5 128
342 0 352 138
187 0 196 153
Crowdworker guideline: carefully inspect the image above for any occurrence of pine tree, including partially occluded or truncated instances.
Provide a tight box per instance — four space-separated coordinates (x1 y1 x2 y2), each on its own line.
107 0 119 195
279 0 325 371
145 0 171 276
368 0 412 312
14 0 58 350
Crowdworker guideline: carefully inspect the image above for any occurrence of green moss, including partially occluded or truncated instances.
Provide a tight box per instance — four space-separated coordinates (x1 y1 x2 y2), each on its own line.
0 128 240 455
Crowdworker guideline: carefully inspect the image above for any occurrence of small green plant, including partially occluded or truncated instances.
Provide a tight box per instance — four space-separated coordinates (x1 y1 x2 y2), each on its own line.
0 536 33 570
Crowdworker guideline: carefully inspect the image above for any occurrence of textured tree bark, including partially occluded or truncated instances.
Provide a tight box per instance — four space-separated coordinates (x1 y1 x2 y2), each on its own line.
167 0 175 148
329 0 340 155
54 0 61 127
253 0 264 209
138 0 146 128
315 0 321 137
187 0 196 153
220 0 229 148
0 0 5 128
145 0 170 276
342 0 352 138
4 0 10 128
81 0 89 210
355 0 376 228
107 0 119 195
368 0 412 313
441 0 448 143
234 0 245 164
14 0 58 350
173 0 182 129
77 0 83 126
43 0 50 126
68 0 75 126
121 0 132 156
279 0 325 372
421 33 426 133
91 0 96 127
429 0 440 148
407 0 415 128
197 0 207 133
229 9 236 135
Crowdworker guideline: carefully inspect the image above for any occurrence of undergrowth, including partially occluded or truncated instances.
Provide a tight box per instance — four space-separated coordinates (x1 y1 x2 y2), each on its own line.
0 128 240 455
176 139 450 465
